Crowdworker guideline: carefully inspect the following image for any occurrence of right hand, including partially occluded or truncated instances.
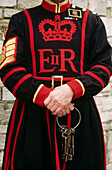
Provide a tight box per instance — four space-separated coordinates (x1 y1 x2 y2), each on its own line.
52 103 75 117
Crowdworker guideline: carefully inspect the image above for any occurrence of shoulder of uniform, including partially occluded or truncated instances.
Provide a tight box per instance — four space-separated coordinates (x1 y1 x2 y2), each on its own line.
70 4 97 15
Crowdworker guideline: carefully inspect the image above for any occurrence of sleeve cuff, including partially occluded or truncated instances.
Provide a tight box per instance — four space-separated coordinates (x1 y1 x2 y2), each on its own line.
33 84 52 107
66 79 85 99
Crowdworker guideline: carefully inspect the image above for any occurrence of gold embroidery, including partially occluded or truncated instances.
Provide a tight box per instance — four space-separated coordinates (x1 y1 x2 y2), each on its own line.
0 37 17 69
0 55 15 69
5 37 16 47
33 84 44 103
6 50 15 57
75 79 85 96
6 44 15 52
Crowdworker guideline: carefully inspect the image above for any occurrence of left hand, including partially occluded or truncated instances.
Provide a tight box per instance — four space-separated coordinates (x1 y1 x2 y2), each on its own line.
44 84 74 114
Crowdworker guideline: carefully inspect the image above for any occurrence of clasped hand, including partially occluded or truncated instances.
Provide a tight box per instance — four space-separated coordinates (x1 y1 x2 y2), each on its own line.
44 84 74 117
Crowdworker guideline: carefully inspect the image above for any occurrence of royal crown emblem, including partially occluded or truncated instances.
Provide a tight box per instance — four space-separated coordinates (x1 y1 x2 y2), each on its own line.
38 15 77 42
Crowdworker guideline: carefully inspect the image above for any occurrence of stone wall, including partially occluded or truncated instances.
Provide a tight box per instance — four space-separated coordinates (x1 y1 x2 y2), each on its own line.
0 0 112 169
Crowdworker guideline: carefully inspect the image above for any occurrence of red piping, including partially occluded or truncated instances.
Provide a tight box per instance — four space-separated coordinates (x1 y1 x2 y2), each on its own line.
11 102 25 170
6 157 10 170
46 109 52 151
13 74 32 96
54 118 60 170
3 99 18 170
24 9 37 76
3 67 26 84
35 76 76 81
80 9 89 75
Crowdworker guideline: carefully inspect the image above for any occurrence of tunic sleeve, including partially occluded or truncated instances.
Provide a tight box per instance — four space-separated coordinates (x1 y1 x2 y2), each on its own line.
0 13 51 107
67 15 112 98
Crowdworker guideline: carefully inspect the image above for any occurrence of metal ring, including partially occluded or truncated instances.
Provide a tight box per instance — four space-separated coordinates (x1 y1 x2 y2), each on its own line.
56 107 81 131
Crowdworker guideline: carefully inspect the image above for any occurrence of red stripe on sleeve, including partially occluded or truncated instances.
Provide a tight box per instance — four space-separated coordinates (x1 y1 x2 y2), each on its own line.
80 9 89 75
3 67 26 84
84 71 104 89
91 65 111 83
13 74 32 96
24 9 37 76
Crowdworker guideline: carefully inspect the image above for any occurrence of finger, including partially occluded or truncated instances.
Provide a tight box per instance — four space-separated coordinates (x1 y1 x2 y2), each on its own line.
68 103 75 111
64 106 70 114
49 103 59 113
53 106 63 115
57 113 63 117
47 101 55 110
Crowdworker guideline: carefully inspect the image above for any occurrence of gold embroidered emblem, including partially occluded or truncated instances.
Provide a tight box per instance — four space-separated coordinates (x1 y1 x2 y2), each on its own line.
68 9 82 18
0 37 17 69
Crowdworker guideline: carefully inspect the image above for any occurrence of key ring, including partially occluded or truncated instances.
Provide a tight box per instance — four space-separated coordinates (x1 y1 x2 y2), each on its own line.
56 107 81 131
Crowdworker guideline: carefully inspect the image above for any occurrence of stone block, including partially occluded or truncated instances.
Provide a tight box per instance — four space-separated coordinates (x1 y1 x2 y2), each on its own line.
108 131 112 151
18 0 41 9
0 125 7 134
71 0 88 8
101 96 112 112
2 87 15 101
101 17 112 37
89 0 106 16
107 163 112 170
107 0 112 8
109 150 112 163
0 19 10 29
0 41 3 54
0 9 2 19
0 152 3 169
103 122 111 131
0 134 5 150
101 83 111 95
4 8 21 18
0 0 16 7
94 96 102 106
0 101 14 125
0 80 3 88
100 112 112 123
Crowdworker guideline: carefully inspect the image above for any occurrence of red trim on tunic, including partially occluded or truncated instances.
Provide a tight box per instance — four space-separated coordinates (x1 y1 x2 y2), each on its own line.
93 99 107 170
35 76 76 81
11 102 25 170
13 74 32 96
34 85 51 107
6 157 10 170
3 67 26 84
80 9 89 75
46 109 52 151
84 71 104 89
24 9 37 76
3 99 19 170
54 118 60 170
66 79 84 99
91 65 111 83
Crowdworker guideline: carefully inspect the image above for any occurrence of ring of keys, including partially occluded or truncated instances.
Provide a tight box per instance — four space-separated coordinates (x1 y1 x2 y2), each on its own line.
56 107 81 162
